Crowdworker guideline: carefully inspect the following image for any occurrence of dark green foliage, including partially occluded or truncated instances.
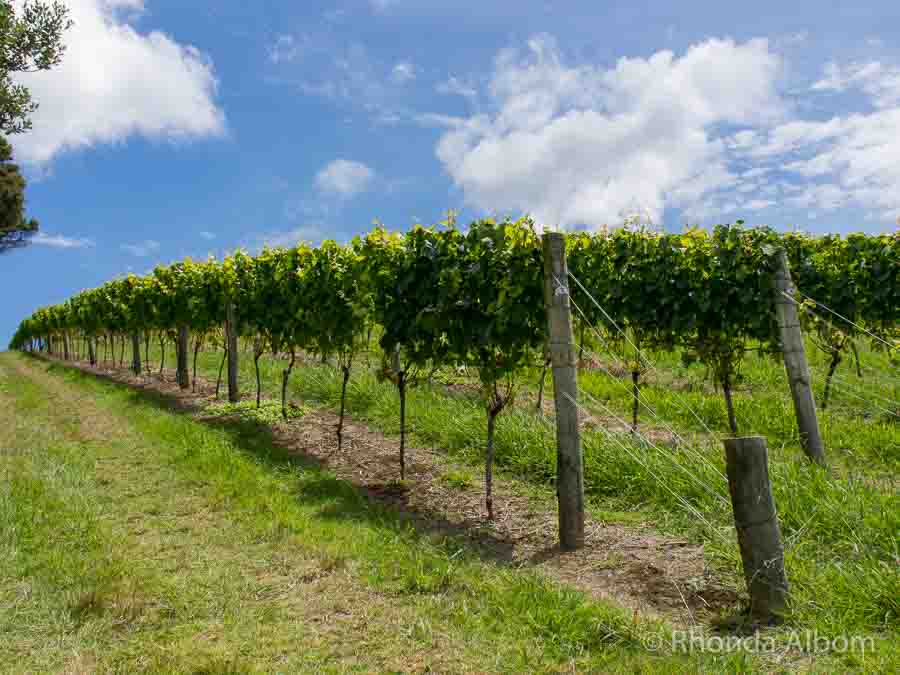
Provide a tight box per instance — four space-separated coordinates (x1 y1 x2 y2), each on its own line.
0 1 73 253
10 223 898 436
0 136 36 252
0 0 73 134
783 231 900 405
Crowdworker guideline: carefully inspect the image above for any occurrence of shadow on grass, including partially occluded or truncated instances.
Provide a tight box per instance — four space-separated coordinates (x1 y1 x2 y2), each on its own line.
38 355 519 568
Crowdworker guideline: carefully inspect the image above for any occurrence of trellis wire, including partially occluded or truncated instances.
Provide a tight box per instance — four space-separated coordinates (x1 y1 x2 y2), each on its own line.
784 290 897 353
562 391 734 545
566 272 727 441
576 386 731 507
566 291 733 474
574 334 731 485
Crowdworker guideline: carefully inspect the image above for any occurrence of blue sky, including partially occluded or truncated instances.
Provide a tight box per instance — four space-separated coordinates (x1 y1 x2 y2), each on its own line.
3 0 900 345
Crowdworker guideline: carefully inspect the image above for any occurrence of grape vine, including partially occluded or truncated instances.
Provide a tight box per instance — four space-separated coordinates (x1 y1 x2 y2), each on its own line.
11 222 899 517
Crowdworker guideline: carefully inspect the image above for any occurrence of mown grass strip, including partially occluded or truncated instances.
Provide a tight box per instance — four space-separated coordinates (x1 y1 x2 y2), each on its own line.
2 353 763 673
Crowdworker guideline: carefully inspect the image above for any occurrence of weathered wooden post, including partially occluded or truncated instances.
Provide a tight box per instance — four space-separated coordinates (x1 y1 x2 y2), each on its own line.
177 325 190 389
226 301 240 403
724 436 789 623
131 332 142 375
542 232 586 551
773 250 825 465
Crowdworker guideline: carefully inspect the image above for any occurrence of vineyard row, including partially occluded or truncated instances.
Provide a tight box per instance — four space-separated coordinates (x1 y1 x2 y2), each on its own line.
11 219 899 516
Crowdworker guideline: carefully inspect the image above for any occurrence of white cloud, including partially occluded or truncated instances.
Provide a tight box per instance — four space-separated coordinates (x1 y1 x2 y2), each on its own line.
728 130 759 150
732 61 900 222
262 226 324 248
315 159 375 197
121 239 160 257
436 76 478 101
31 232 95 249
243 225 328 252
413 113 467 129
812 61 900 108
431 37 900 227
741 167 770 179
289 40 387 109
744 199 775 210
199 230 216 240
435 35 783 227
267 32 421 125
11 0 226 164
391 61 416 83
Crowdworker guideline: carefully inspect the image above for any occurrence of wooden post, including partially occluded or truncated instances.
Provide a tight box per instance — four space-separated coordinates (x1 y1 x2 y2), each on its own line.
226 302 240 403
774 250 825 465
724 436 789 624
131 332 142 375
177 325 190 389
542 232 585 551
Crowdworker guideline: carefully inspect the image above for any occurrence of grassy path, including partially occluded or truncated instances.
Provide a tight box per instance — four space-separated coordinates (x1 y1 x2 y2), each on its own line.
0 352 755 673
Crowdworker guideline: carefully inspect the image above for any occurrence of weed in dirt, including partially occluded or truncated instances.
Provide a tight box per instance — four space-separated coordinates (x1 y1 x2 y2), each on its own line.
203 399 306 424
441 469 475 490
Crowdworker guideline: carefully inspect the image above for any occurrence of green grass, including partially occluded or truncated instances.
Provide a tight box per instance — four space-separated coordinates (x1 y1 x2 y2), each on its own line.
174 338 900 671
576 343 899 469
440 469 475 490
1 352 764 673
203 398 306 424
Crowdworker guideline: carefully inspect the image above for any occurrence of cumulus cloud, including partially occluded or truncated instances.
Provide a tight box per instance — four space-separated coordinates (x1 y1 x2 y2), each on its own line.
121 239 160 257
315 159 375 197
31 232 95 249
433 36 900 227
435 35 783 227
11 0 226 164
